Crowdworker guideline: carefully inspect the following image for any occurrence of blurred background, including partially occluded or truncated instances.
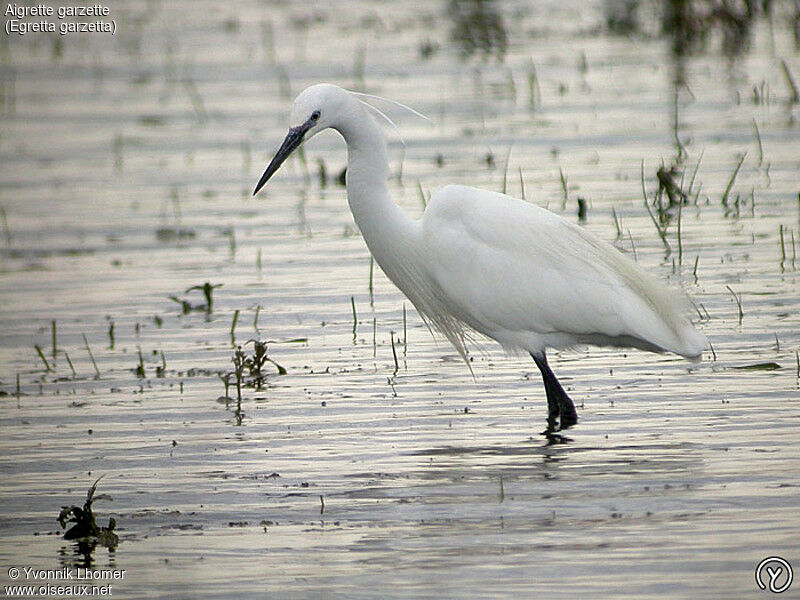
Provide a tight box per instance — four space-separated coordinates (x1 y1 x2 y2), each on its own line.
1 1 799 598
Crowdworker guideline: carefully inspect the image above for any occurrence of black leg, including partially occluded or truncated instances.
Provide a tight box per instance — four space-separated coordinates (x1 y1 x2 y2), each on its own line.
531 352 578 432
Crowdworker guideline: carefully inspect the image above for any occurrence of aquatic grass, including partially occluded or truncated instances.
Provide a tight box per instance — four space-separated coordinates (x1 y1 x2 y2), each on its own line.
223 341 285 400
403 304 408 356
501 147 512 195
372 317 377 358
752 119 763 167
245 340 285 388
559 167 568 208
51 320 57 358
317 157 327 187
227 227 237 258
351 296 358 341
676 192 683 265
170 187 182 224
656 164 688 208
82 333 100 378
417 181 427 209
671 87 686 161
726 285 743 324
687 150 703 199
577 197 587 222
781 59 799 104
612 207 622 240
0 200 11 246
254 304 261 334
641 162 671 254
135 347 145 378
34 344 51 372
57 476 118 549
396 147 405 185
156 351 166 378
698 303 711 321
390 331 399 376
505 66 516 102
63 352 76 378
721 153 746 207
231 345 245 403
733 362 781 371
186 282 222 313
230 309 240 344
369 256 374 307
527 58 541 109
169 296 196 314
692 181 703 205
219 372 232 399
108 319 115 349
627 229 638 261
297 146 310 185
112 132 123 172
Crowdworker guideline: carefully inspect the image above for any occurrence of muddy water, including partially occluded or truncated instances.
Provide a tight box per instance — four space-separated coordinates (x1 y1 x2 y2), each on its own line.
1 1 799 598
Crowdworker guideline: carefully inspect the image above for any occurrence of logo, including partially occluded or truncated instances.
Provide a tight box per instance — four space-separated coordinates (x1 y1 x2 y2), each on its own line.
755 557 793 594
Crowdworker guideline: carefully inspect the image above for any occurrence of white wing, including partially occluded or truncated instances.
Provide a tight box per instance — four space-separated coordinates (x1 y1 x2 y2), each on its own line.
419 185 705 358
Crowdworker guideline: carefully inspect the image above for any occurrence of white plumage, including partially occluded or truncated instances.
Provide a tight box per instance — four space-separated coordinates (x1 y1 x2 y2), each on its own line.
253 83 707 433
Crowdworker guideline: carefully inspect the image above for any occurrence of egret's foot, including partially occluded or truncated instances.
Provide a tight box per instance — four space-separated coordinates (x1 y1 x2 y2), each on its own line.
532 351 579 433
543 431 572 445
540 409 577 435
558 399 578 429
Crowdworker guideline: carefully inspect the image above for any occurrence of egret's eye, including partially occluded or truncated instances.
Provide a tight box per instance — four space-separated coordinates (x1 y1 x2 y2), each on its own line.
310 110 321 122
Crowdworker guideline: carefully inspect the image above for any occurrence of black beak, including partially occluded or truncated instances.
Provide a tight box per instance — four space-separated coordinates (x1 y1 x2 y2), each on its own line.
253 122 311 196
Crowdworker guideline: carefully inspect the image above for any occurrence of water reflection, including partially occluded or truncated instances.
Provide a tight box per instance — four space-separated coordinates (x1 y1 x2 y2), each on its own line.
604 0 759 56
662 0 757 58
448 0 508 61
58 540 115 570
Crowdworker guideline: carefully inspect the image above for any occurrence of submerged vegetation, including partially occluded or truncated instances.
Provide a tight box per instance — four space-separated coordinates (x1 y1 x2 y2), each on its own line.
1 2 799 596
57 477 118 550
169 282 223 315
221 340 287 401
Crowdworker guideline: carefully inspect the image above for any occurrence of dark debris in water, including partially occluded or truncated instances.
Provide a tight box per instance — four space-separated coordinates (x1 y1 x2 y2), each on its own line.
732 362 782 371
169 282 222 315
155 227 196 242
57 476 118 550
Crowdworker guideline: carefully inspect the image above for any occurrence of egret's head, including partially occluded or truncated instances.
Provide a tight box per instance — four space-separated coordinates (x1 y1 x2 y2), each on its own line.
253 84 352 196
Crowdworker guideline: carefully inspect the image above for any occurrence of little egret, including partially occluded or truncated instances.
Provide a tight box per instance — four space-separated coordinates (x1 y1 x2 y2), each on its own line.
253 84 706 433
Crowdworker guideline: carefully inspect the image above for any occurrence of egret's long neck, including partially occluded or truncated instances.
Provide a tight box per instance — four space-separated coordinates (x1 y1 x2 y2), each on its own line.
335 112 417 269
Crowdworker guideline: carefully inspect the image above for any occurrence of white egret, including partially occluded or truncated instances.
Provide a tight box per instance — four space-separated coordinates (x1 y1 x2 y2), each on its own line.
253 84 706 433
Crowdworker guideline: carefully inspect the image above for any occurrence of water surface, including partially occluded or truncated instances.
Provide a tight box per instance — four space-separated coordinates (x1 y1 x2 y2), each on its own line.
1 1 799 597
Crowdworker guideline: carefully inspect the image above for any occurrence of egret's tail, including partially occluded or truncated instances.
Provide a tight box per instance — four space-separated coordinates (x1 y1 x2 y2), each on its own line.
673 323 707 362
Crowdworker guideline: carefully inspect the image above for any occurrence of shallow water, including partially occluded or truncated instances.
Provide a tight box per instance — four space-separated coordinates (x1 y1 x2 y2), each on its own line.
1 1 799 598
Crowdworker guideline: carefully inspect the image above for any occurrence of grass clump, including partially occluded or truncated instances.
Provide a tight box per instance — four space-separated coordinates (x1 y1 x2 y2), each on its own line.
57 476 118 549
